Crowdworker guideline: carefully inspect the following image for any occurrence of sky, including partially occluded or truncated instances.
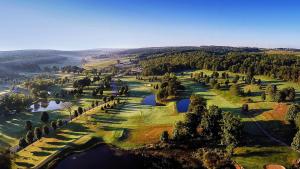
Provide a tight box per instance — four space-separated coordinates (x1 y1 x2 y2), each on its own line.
0 0 300 50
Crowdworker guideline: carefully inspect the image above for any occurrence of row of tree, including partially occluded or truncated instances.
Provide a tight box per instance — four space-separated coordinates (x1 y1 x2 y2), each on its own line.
284 104 300 152
141 51 300 82
171 95 243 149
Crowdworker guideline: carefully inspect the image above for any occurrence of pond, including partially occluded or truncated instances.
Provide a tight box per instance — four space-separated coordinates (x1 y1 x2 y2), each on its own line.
176 99 190 112
142 94 156 106
55 144 142 169
30 100 64 112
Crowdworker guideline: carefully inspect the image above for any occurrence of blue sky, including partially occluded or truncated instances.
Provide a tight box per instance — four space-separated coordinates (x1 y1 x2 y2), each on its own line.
0 0 300 50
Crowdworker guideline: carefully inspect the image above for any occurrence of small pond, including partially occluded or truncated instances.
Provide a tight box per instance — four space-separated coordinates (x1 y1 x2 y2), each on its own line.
176 99 190 112
55 144 142 169
142 94 156 106
30 100 63 112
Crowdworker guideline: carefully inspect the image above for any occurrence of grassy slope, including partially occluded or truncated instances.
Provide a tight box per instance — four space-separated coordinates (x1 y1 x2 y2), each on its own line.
182 70 300 168
12 76 183 168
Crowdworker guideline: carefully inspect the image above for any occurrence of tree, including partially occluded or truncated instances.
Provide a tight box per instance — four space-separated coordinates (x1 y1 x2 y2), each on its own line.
19 137 28 148
51 121 57 130
61 102 73 119
285 104 300 123
160 131 169 142
57 119 63 127
78 107 83 114
291 130 300 151
188 94 207 114
43 125 50 135
261 92 266 101
221 112 243 146
74 110 78 117
201 105 223 139
25 120 32 131
173 121 190 141
242 104 249 112
265 84 277 100
229 84 241 96
34 127 42 140
40 111 49 123
25 130 34 144
183 112 201 137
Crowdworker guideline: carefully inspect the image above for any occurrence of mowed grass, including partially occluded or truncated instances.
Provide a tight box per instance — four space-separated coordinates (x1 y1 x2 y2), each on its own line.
83 58 117 70
233 146 300 169
182 70 300 168
12 75 184 168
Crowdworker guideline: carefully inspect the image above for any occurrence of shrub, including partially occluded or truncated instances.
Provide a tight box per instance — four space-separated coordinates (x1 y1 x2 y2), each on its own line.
34 127 42 140
25 131 34 144
19 137 28 148
160 131 169 142
78 107 83 114
74 110 79 117
25 120 32 131
57 119 63 127
51 121 57 130
43 125 50 135
40 111 50 123
291 130 300 151
242 104 249 112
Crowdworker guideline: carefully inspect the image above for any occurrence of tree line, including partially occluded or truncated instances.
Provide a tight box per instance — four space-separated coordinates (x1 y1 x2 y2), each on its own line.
141 50 300 82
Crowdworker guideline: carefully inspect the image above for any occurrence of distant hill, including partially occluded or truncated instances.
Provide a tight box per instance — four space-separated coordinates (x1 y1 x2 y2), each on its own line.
0 49 113 76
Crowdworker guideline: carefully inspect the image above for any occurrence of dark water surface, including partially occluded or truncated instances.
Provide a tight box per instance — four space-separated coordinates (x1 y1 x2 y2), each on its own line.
55 145 142 169
176 99 190 112
142 94 156 106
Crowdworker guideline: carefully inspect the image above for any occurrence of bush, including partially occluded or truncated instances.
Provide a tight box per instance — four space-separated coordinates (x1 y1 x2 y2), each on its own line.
25 120 32 131
19 137 28 148
74 110 79 117
242 104 249 112
160 131 169 142
202 151 230 169
229 84 241 96
40 111 49 123
291 130 300 151
25 131 34 144
51 121 57 130
57 119 63 127
34 127 42 140
78 107 83 114
43 125 50 135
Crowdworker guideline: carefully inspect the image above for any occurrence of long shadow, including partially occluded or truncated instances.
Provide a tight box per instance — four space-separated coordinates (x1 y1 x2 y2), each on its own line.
242 120 294 147
233 149 284 158
46 141 68 146
40 146 61 151
31 151 51 156
15 162 34 168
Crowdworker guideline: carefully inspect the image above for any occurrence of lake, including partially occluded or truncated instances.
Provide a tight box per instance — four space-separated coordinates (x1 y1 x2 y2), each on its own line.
30 100 64 112
176 98 190 112
55 144 142 169
142 94 156 106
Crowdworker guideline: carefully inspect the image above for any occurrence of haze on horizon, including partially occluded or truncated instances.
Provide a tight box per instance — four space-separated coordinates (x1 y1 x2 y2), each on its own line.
1 0 300 51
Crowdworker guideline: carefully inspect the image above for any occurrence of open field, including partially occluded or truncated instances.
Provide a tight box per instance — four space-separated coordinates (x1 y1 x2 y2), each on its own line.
3 66 300 168
12 75 184 168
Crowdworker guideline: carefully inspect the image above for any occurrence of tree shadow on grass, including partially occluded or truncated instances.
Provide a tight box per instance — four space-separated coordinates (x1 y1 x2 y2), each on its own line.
31 151 51 156
242 120 294 147
46 141 68 146
233 149 284 158
40 146 60 152
15 162 34 168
